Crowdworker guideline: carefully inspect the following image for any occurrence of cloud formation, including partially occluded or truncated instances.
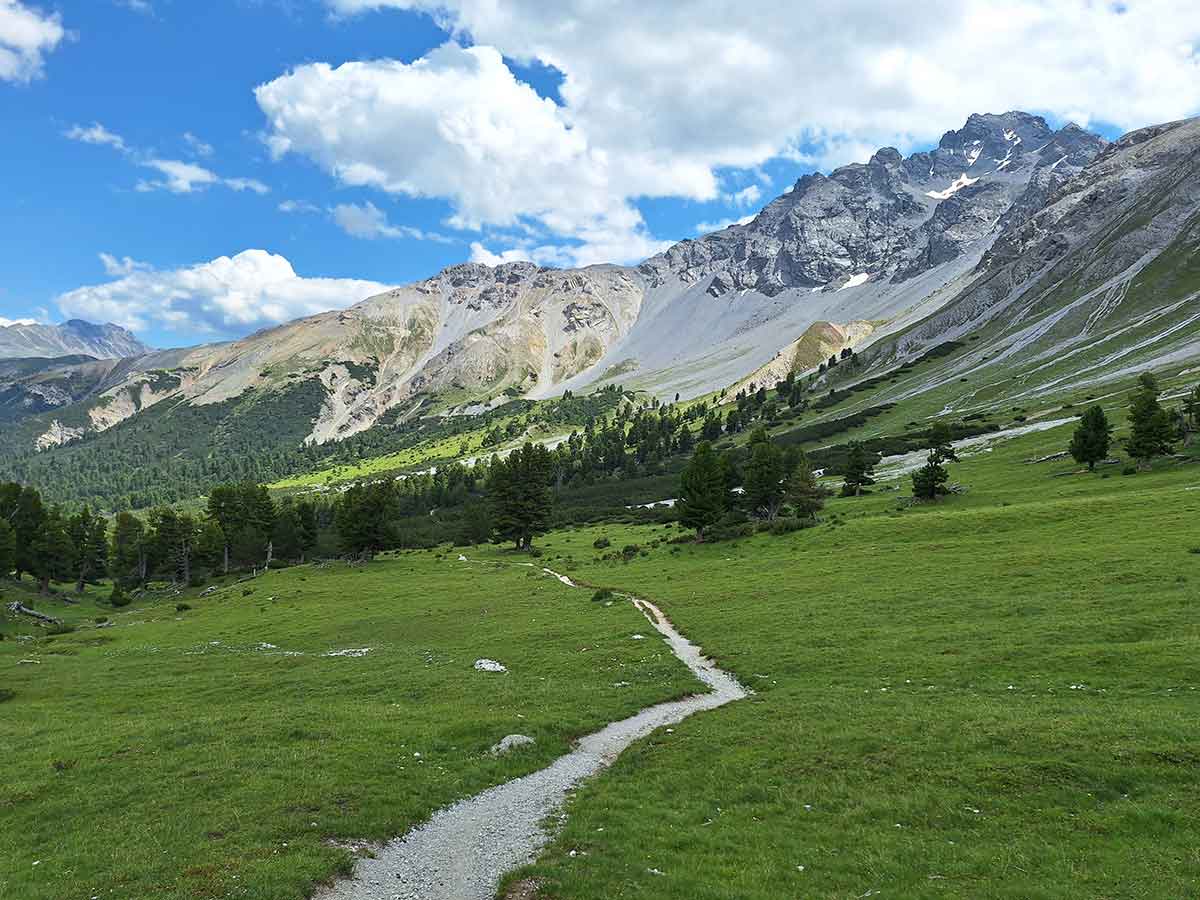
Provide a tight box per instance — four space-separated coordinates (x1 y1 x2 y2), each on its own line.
65 121 271 195
330 201 452 242
0 0 65 82
255 43 672 266
304 0 1200 263
57 249 391 336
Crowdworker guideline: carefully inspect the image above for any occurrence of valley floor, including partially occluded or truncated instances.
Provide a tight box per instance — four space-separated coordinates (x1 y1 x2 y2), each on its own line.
2 419 1198 899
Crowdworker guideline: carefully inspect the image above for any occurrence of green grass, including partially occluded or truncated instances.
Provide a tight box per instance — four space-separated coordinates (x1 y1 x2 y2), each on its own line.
4 419 1198 899
0 557 697 900
477 421 1200 899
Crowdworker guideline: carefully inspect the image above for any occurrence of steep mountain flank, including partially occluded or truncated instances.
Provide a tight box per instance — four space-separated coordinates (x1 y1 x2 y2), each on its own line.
849 116 1200 412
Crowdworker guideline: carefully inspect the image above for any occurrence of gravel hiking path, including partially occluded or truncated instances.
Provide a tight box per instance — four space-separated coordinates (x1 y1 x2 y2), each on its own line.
315 566 747 900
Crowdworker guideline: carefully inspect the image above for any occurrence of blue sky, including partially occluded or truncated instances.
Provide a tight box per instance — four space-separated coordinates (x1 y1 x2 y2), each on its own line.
1 0 1196 348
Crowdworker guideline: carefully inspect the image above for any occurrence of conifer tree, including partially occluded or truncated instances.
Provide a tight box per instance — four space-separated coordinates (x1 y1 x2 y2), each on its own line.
743 428 786 520
1178 384 1200 448
1069 405 1113 471
32 508 75 594
678 441 727 541
196 519 227 573
488 443 554 551
912 422 959 501
0 518 15 578
841 441 876 497
67 505 108 593
1125 373 1174 469
296 501 319 561
111 512 148 587
786 452 825 520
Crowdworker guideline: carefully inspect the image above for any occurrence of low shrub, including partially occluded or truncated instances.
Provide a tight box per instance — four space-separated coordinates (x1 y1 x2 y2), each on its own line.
592 589 615 603
769 517 815 536
175 603 192 612
593 537 611 550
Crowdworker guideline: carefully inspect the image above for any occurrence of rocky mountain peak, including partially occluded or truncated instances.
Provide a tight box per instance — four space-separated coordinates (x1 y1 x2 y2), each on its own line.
641 111 1106 299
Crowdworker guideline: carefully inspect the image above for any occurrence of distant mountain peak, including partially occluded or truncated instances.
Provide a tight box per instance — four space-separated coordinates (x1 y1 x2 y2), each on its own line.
0 319 152 360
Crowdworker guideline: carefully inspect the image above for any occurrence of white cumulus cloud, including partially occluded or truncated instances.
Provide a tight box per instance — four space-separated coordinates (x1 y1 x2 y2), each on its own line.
57 249 392 336
313 0 1200 265
330 201 453 242
66 122 271 195
0 0 66 83
65 122 127 151
255 42 679 266
0 316 39 327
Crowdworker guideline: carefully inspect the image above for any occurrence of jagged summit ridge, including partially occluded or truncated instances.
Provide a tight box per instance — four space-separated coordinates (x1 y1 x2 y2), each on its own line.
639 111 1105 298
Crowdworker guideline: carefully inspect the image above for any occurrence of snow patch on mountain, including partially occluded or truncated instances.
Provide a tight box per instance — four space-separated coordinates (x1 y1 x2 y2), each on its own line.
927 173 980 200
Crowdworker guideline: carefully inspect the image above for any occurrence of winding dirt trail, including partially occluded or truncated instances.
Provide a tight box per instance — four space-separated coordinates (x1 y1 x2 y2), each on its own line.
316 567 746 900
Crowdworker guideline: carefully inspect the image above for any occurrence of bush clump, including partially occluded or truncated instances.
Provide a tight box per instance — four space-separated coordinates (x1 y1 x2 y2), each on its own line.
175 603 192 612
109 583 131 608
592 588 615 603
593 537 611 550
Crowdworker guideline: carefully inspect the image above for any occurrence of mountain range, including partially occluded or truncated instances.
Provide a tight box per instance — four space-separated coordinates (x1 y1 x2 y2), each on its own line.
0 319 149 361
2 110 1197 504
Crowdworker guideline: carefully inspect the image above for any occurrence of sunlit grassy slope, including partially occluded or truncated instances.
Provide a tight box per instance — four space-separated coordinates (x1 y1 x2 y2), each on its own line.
0 558 697 900
484 420 1200 899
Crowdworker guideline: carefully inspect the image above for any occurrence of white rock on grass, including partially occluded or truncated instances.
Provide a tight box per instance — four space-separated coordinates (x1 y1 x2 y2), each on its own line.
490 734 535 756
474 658 507 673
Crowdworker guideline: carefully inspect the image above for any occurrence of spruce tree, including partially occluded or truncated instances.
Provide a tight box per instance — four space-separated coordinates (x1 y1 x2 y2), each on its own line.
678 442 727 541
786 452 825 520
841 442 876 497
743 429 786 520
1125 373 1174 469
110 512 148 587
0 518 15 578
912 422 959 501
1180 384 1200 448
1069 405 1113 471
196 519 227 573
296 501 319 561
32 508 75 594
488 443 554 551
67 506 108 593
271 504 304 561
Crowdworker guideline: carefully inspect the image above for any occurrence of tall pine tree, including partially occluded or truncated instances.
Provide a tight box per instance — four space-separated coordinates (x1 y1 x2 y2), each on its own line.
1126 373 1174 469
678 442 727 541
841 442 876 497
1069 405 1113 471
743 428 787 520
488 443 554 551
786 451 825 520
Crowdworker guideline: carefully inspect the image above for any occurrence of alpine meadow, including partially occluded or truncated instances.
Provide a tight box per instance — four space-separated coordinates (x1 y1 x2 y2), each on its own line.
2 2 1200 899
